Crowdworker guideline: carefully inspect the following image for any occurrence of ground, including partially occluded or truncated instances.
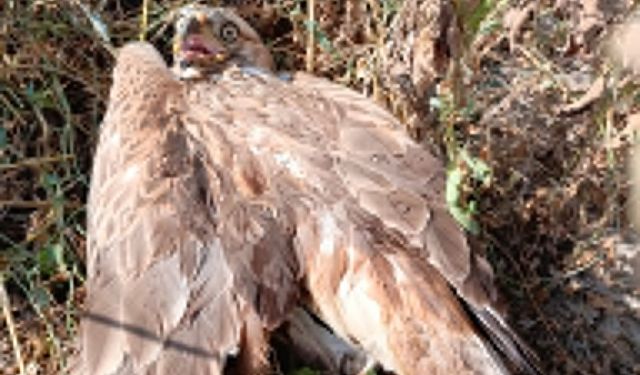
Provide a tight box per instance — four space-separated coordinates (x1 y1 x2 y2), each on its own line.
0 1 638 374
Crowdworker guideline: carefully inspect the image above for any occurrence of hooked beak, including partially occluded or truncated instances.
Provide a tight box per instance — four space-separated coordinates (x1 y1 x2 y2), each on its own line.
173 13 228 70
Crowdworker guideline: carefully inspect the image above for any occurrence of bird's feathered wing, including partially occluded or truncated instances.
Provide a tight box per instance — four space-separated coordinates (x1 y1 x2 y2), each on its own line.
281 74 539 375
78 42 538 375
79 43 299 375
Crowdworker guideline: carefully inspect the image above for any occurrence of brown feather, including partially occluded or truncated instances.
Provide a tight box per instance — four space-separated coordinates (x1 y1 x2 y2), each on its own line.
78 7 540 374
79 43 298 375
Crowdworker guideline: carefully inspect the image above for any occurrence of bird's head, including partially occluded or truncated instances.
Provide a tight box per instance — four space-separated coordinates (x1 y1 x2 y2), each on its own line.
172 5 274 79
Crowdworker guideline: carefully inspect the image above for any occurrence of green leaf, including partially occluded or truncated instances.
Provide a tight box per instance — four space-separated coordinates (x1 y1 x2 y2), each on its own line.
37 243 66 276
449 204 480 235
446 150 490 235
446 167 463 204
460 150 491 184
447 166 479 234
31 285 52 310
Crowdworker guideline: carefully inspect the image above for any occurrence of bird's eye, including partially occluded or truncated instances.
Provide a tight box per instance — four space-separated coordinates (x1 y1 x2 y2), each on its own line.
219 22 238 43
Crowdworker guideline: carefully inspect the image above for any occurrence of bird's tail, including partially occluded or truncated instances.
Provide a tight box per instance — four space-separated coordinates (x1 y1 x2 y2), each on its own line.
470 305 543 375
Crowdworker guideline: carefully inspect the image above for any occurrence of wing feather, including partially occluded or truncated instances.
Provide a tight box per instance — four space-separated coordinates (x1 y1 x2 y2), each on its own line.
80 43 299 375
184 67 536 374
81 40 535 374
292 72 493 306
194 69 493 307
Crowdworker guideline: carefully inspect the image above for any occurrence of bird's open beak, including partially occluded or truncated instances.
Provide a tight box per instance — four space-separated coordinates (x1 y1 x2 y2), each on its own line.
173 13 228 69
174 34 227 64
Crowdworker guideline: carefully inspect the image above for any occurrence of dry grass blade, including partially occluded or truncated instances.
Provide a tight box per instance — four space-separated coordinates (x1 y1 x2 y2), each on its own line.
0 155 75 172
1 274 26 375
306 0 315 73
140 0 150 41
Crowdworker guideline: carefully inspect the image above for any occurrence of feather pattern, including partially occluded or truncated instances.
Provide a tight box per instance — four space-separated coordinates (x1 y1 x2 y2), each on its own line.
78 8 540 374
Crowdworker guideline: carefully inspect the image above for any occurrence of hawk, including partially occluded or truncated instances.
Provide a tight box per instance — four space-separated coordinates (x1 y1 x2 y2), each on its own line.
77 5 539 375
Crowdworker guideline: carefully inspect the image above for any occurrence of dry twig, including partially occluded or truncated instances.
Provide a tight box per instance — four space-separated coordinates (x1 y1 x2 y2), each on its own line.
0 155 75 172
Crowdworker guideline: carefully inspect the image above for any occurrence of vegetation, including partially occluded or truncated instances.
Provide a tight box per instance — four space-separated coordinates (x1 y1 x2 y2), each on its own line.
1 1 638 374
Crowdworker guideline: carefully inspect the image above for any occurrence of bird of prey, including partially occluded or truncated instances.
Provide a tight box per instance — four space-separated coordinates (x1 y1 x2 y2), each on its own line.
77 5 539 375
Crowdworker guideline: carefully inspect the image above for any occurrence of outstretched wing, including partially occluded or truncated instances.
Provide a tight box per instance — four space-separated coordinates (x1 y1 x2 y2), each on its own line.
79 43 299 375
